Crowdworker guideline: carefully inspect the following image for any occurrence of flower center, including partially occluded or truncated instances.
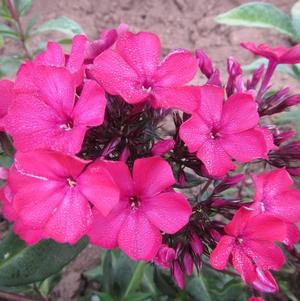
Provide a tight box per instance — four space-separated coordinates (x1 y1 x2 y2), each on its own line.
60 120 73 131
236 237 244 245
210 128 220 139
67 177 77 188
130 195 141 210
259 201 266 212
141 80 153 93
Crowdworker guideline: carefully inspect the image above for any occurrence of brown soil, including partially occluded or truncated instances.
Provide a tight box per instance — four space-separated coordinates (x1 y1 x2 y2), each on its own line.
3 0 299 300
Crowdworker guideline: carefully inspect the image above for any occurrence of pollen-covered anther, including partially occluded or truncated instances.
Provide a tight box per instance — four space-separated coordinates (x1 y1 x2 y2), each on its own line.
59 121 73 131
67 177 77 187
142 85 152 93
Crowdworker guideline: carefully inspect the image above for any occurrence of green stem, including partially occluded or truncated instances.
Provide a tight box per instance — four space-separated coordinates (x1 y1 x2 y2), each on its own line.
122 261 146 300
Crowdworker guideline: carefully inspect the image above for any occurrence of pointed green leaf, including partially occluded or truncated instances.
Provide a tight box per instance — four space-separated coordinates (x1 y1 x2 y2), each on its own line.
215 2 297 38
33 16 84 37
13 0 32 16
291 1 300 41
0 231 88 286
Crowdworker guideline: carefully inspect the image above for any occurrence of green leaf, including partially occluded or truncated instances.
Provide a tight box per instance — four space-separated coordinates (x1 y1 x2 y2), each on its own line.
0 34 4 47
25 15 38 36
291 1 300 41
33 16 84 37
122 261 146 300
0 56 23 78
0 23 18 39
123 292 152 301
215 2 297 38
0 231 88 286
185 268 249 301
13 0 32 16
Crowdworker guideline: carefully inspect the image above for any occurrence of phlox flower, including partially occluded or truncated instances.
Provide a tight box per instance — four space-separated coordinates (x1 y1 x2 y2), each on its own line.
5 66 106 154
180 85 274 177
88 157 192 260
210 207 288 291
6 150 120 244
241 42 300 65
250 168 300 246
90 31 199 112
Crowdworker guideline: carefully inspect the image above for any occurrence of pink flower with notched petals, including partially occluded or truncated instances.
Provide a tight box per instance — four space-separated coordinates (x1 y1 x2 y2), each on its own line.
88 157 192 261
7 150 120 244
250 168 300 246
241 42 300 65
210 207 288 292
180 85 274 178
5 66 106 154
90 31 199 112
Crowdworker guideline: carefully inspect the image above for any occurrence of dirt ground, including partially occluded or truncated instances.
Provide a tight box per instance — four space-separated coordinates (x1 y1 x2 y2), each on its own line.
5 0 300 300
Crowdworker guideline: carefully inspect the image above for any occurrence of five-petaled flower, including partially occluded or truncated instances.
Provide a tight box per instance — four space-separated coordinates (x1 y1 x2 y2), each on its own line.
90 31 199 112
180 85 274 177
250 168 300 246
5 66 106 154
88 157 192 260
241 42 300 65
210 207 288 292
7 150 120 243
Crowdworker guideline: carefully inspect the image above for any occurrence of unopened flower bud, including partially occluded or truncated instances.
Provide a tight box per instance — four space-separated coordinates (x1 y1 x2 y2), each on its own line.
153 244 176 269
173 262 184 289
190 233 203 256
183 253 193 276
252 268 278 293
196 49 213 78
151 139 175 156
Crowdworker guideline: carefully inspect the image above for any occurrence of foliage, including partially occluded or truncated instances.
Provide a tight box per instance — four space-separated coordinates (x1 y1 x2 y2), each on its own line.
0 0 83 78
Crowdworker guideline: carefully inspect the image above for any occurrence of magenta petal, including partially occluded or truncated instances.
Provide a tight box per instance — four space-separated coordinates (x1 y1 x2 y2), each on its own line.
225 207 255 237
153 50 197 87
243 240 285 271
244 214 287 243
280 44 300 64
197 139 235 178
0 80 14 119
91 49 146 104
197 85 224 125
116 31 160 77
179 114 210 153
93 160 133 197
266 190 300 223
220 93 259 134
78 162 120 216
221 129 269 162
14 221 44 245
33 66 75 116
13 181 64 228
14 150 87 180
210 235 235 270
14 62 36 92
118 211 162 260
232 247 256 283
153 86 200 112
73 80 106 127
283 222 299 247
45 188 92 243
143 192 191 234
66 35 88 79
35 42 65 67
133 157 176 198
88 203 128 249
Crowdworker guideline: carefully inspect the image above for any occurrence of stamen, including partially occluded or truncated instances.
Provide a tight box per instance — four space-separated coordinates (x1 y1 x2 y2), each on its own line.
67 177 77 187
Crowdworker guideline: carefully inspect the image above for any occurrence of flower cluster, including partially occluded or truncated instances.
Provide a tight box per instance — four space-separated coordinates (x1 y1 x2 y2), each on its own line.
1 26 300 298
